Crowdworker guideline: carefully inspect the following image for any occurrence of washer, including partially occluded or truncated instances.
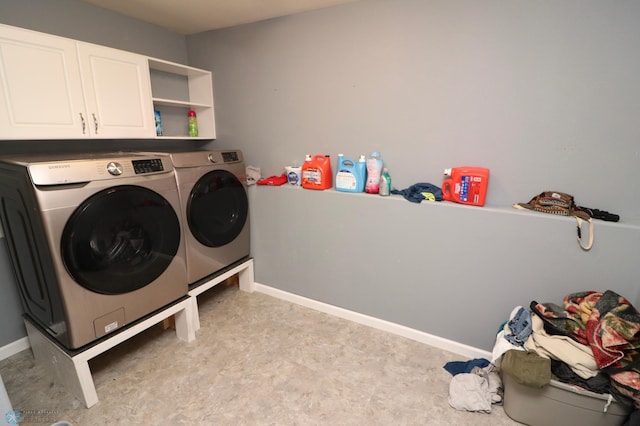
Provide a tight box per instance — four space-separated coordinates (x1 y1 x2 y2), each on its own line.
0 152 188 350
156 150 250 286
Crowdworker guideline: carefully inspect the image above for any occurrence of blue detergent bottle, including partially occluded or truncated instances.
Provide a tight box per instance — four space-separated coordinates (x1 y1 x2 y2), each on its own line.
335 154 366 192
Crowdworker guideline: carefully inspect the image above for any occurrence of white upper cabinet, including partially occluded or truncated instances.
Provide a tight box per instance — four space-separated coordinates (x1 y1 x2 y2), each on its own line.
0 24 155 139
0 24 87 139
77 42 154 139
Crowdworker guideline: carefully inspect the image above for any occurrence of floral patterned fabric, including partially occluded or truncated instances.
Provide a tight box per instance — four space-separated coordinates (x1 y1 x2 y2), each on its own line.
530 290 640 396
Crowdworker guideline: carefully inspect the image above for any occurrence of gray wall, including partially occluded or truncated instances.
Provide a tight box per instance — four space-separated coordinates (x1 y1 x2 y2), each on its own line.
1 0 639 354
0 0 187 62
187 0 640 351
188 0 640 221
250 186 640 350
0 0 189 347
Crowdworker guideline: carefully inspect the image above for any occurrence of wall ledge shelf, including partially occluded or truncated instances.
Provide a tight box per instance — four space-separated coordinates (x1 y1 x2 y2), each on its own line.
154 136 214 141
251 185 638 230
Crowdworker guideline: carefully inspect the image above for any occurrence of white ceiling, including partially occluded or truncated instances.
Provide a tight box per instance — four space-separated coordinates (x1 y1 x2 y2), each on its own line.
78 0 361 35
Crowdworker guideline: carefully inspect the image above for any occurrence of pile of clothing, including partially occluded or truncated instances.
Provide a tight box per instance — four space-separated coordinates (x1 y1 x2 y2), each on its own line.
524 291 640 403
445 289 640 422
494 290 640 422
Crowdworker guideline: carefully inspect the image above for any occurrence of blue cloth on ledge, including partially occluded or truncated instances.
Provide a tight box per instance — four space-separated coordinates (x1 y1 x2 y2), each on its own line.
390 182 443 203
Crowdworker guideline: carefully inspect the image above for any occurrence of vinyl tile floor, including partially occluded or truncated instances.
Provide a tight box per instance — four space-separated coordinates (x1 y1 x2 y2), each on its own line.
0 284 521 425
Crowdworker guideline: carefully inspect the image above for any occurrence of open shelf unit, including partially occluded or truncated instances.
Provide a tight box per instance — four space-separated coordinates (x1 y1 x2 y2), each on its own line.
148 58 215 140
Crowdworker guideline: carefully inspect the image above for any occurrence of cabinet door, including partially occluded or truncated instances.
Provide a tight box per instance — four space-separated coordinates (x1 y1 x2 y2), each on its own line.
77 43 155 138
0 24 88 139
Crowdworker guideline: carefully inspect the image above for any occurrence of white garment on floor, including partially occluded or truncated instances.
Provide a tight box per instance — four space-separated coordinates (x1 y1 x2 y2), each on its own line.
477 366 503 405
448 373 492 413
448 365 502 413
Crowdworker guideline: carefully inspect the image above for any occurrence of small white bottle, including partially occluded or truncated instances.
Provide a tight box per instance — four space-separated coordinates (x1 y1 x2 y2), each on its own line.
379 168 391 196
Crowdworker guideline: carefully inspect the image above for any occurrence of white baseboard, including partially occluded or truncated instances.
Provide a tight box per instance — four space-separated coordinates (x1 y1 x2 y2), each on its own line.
253 282 491 361
0 337 30 361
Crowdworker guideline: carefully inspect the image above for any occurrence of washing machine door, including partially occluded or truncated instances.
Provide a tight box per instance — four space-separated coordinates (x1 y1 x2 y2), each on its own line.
187 169 248 248
61 185 181 295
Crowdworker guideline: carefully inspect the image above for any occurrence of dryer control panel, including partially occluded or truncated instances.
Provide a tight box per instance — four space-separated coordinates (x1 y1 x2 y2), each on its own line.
169 150 244 168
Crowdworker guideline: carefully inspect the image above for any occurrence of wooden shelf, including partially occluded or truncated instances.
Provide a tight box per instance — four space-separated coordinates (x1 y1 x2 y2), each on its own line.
152 97 211 109
148 57 216 140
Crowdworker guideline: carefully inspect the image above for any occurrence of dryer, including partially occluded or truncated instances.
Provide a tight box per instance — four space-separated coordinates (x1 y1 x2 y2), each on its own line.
158 150 250 286
0 152 188 350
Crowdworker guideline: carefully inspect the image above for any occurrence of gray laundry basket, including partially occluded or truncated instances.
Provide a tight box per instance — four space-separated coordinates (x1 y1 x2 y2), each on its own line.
502 371 632 426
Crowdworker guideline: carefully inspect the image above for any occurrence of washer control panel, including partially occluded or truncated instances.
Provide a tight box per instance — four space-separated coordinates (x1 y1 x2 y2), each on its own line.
24 154 172 185
222 151 239 162
132 159 164 174
107 162 124 176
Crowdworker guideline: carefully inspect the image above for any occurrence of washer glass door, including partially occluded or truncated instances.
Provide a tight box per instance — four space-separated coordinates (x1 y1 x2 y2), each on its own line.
61 185 181 295
188 170 248 248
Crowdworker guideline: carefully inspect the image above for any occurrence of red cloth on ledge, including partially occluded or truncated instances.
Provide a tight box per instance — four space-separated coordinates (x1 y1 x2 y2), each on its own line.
256 174 287 186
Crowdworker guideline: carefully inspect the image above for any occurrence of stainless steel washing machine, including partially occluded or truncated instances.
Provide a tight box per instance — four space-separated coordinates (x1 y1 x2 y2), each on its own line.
156 150 250 286
0 152 188 350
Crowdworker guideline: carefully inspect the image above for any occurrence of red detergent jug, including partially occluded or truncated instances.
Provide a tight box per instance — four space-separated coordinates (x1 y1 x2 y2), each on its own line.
442 166 490 207
301 155 332 190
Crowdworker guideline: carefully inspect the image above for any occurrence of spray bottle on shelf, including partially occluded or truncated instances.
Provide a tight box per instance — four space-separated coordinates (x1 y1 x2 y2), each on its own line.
365 152 383 194
187 109 198 137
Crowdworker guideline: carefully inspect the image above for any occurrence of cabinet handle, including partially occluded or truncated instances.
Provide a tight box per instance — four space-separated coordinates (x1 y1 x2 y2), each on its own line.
92 113 99 134
79 113 86 134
